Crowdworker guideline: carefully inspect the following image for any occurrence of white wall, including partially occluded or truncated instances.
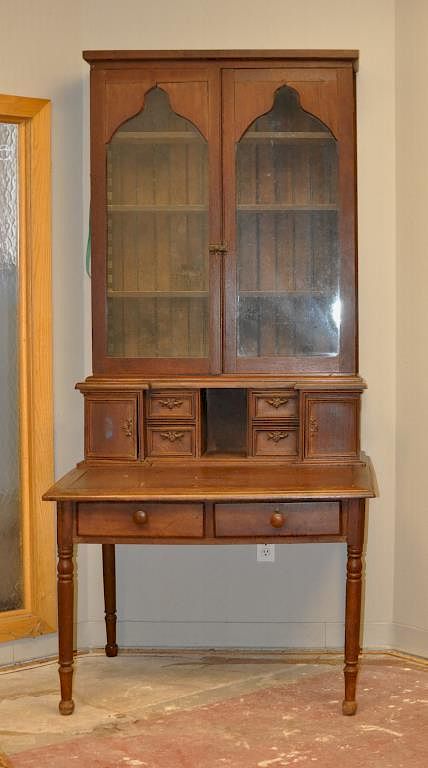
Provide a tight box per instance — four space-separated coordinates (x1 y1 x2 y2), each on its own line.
0 0 400 663
394 0 428 656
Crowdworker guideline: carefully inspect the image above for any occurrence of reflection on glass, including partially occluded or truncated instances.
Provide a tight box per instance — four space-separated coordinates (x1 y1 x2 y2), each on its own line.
106 88 209 358
236 86 339 357
0 122 23 612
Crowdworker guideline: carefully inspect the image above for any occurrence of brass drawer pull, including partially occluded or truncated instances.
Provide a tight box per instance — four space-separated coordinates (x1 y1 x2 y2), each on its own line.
267 430 289 443
121 417 133 438
133 509 148 525
160 431 184 443
159 398 183 410
270 510 285 529
265 397 289 409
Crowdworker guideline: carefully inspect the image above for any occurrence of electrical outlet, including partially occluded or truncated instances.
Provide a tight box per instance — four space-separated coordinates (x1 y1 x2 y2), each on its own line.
257 543 275 562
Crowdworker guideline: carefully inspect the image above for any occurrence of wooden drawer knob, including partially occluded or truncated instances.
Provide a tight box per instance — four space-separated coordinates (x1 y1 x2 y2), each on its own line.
133 509 148 525
270 510 285 529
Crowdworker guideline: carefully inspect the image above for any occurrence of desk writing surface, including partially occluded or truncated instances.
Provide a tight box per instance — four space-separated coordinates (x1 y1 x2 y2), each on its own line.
44 456 376 502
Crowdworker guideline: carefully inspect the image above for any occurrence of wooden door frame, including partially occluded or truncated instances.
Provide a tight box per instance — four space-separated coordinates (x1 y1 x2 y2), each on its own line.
0 94 55 642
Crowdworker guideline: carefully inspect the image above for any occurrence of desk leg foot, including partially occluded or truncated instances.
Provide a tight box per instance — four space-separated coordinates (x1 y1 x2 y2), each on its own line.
343 499 365 716
57 502 75 715
59 697 75 716
102 544 118 657
342 699 358 716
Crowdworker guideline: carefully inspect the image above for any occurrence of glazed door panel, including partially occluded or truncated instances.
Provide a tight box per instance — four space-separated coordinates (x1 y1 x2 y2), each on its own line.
222 67 356 374
91 66 221 375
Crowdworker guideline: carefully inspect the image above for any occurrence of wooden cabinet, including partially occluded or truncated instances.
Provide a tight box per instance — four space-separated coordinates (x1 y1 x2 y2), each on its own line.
45 51 377 718
88 53 355 378
79 49 364 464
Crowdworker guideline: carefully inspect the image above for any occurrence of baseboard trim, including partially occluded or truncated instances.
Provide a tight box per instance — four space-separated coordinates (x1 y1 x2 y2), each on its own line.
0 621 425 669
0 645 427 673
391 622 428 659
77 618 398 652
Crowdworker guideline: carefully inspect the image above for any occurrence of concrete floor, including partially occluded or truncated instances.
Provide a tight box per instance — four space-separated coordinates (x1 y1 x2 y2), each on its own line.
0 651 426 767
0 651 335 755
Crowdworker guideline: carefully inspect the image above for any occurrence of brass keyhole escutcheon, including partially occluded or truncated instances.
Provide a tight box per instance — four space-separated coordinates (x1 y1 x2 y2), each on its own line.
208 243 227 254
270 510 285 529
133 509 148 525
121 417 133 438
310 418 319 435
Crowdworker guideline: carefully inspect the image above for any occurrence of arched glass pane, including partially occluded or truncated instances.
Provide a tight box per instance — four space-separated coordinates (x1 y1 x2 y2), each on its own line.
236 86 339 358
106 88 209 358
0 122 23 612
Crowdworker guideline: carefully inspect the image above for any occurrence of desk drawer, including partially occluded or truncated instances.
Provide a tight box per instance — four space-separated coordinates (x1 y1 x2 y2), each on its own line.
146 425 196 457
251 426 298 457
148 391 197 420
77 502 204 538
214 502 340 537
250 390 298 420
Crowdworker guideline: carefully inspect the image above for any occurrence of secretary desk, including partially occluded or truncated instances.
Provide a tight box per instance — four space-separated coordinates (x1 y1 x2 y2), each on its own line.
44 49 376 716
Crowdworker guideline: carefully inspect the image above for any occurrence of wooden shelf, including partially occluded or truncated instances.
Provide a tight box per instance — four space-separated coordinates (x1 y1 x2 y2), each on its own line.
237 203 337 212
242 131 334 141
239 290 330 296
111 131 333 144
111 131 202 143
107 202 336 213
108 290 208 299
108 204 207 213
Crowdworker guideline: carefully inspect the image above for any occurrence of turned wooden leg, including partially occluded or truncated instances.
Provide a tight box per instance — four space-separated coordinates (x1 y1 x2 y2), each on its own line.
102 544 118 657
342 498 366 716
57 501 75 715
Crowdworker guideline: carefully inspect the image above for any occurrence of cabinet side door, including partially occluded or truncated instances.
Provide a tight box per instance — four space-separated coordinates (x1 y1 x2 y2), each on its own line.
303 392 360 460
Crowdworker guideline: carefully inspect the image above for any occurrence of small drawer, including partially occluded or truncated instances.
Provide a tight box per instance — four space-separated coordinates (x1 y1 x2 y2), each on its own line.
77 502 204 538
148 391 197 420
252 425 298 457
250 390 298 420
214 502 341 538
147 425 196 457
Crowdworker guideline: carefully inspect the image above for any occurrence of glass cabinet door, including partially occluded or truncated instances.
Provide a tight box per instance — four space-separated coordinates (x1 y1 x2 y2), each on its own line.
222 68 356 374
92 71 221 375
